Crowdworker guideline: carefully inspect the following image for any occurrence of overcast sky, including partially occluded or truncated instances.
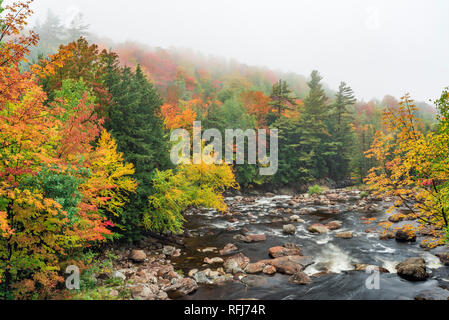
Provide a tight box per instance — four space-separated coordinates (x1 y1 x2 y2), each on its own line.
27 0 448 102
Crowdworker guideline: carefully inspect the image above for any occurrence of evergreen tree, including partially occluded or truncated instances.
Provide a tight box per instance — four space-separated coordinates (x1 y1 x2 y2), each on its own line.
268 80 297 124
105 64 171 239
299 70 334 178
328 82 356 181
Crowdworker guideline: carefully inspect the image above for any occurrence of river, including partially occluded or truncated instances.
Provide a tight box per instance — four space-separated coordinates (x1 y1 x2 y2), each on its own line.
170 190 449 300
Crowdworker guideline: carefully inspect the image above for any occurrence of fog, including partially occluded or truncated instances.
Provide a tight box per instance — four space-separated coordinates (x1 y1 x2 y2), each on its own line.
27 0 448 102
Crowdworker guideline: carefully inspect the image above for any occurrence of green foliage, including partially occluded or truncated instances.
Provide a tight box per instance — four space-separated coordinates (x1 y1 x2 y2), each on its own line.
308 185 324 195
144 163 238 234
105 64 171 240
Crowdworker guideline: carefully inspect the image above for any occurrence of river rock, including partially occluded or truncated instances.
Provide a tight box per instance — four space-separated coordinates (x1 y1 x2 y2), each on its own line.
131 285 155 300
336 231 353 239
436 252 449 266
415 288 449 300
283 224 297 235
204 257 224 264
219 243 239 256
261 256 314 275
188 269 198 277
162 246 176 256
263 265 276 275
289 271 312 285
165 278 198 298
242 234 267 243
269 246 302 258
111 271 126 281
354 264 390 273
193 271 211 284
290 215 304 223
245 262 266 274
308 224 328 234
241 275 267 287
129 250 147 263
224 253 250 273
325 221 343 230
395 228 417 242
298 207 317 215
396 257 429 281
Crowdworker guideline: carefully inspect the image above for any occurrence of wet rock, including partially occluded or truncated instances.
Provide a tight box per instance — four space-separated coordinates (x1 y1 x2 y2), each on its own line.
201 247 218 253
219 243 239 256
395 227 417 242
245 262 266 274
336 231 353 239
396 257 429 281
263 265 276 275
325 221 343 230
436 252 449 266
261 256 314 275
308 224 328 234
204 257 224 265
415 288 449 300
242 234 267 243
354 264 389 273
268 246 302 258
193 271 211 284
283 224 297 235
224 253 250 273
289 271 312 285
129 250 147 263
165 278 198 299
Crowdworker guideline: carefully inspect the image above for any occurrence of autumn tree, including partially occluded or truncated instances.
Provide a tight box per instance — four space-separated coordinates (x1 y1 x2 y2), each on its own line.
365 91 449 248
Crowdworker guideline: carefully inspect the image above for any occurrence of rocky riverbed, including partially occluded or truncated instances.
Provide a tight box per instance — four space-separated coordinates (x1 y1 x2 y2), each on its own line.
103 189 449 300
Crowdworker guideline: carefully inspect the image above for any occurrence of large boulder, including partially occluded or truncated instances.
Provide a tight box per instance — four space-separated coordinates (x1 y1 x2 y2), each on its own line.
219 243 239 256
396 257 429 281
283 224 297 235
261 256 314 275
129 250 147 263
289 271 312 285
308 224 328 234
165 278 198 299
269 246 302 258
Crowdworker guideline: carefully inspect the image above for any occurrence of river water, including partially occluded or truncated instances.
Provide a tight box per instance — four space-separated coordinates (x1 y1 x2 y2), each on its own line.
172 192 449 300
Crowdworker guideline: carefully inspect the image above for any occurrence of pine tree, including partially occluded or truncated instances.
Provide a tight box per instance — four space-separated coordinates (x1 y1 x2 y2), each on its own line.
105 64 171 239
299 70 334 178
328 82 356 181
268 80 297 124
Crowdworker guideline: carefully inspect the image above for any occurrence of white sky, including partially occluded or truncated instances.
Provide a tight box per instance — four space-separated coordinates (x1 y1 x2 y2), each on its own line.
27 0 449 102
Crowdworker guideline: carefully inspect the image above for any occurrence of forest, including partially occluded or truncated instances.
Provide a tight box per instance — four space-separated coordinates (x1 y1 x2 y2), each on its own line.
1 0 448 301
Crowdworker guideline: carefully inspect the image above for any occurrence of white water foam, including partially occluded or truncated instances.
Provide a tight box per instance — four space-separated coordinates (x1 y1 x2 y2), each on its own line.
305 243 359 275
